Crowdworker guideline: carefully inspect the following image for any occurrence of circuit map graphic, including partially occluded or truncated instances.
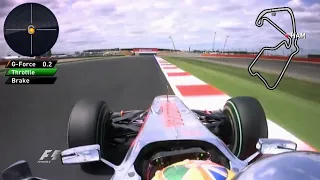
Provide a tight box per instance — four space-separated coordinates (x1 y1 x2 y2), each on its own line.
248 7 300 90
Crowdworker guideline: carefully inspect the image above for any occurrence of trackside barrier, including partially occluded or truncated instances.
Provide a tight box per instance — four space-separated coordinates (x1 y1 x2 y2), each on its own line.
201 54 320 63
154 56 316 152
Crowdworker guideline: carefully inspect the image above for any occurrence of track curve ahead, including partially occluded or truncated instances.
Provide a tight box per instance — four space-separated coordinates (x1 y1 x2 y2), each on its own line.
0 56 173 180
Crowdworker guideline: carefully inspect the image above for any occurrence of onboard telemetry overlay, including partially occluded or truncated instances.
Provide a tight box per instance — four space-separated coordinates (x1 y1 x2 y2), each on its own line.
2 3 60 84
5 60 58 84
248 7 299 90
3 3 59 57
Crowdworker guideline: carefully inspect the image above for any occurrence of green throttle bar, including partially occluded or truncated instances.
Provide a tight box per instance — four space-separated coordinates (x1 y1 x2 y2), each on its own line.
6 68 57 76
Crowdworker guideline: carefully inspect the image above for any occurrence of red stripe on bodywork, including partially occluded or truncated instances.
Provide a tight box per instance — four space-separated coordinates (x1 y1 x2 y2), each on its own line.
161 101 184 127
176 85 225 96
163 66 178 69
167 72 190 76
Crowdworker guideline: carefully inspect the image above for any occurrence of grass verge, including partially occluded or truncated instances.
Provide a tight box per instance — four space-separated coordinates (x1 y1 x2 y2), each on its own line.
164 57 320 150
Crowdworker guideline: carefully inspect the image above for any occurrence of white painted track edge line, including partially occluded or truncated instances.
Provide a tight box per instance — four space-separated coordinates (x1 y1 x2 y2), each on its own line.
154 56 185 101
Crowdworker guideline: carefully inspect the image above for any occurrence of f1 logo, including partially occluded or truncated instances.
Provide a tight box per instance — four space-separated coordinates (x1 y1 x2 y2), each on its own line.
38 150 61 163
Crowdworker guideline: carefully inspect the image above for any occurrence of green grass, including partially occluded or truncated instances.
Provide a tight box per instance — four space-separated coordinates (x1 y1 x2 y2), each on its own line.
164 57 320 150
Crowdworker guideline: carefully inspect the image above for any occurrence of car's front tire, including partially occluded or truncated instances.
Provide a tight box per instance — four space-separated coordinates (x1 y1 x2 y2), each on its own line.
222 96 268 160
67 99 112 157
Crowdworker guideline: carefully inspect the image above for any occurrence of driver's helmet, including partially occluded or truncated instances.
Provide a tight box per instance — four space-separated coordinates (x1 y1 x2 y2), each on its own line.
152 159 235 180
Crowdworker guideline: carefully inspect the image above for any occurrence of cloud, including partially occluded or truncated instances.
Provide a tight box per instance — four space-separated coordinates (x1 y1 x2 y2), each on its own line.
0 0 319 56
0 0 15 17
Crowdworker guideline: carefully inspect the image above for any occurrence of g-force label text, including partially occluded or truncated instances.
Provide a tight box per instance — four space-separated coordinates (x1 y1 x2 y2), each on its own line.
11 61 36 68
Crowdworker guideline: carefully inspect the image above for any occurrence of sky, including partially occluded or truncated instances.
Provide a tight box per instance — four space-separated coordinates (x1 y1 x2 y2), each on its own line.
0 0 320 56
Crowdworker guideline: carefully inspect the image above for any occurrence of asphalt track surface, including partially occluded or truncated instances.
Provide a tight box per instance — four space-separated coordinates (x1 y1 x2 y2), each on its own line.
197 57 320 83
0 56 173 180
